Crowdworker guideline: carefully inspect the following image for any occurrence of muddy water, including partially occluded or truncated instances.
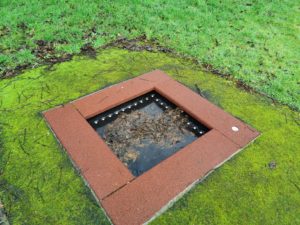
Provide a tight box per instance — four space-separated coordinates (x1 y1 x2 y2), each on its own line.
88 91 209 176
126 133 197 176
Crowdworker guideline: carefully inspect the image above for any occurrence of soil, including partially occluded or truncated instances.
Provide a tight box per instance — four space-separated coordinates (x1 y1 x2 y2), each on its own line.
103 108 190 166
1 39 72 78
80 43 97 58
106 35 172 53
0 34 171 79
33 40 72 64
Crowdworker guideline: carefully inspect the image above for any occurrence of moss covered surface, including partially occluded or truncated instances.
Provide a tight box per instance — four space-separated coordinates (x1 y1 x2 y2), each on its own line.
1 0 300 111
0 49 299 225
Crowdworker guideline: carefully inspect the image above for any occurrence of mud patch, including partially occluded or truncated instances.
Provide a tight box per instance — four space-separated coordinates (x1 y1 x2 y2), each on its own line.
33 40 72 63
88 91 209 176
80 43 97 58
105 35 171 53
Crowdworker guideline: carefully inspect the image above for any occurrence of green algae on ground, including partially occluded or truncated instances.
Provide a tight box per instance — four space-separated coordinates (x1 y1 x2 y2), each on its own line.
0 49 299 225
1 0 300 111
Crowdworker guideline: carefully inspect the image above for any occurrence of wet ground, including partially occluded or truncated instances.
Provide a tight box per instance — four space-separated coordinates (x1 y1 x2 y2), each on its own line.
88 91 209 176
1 47 300 225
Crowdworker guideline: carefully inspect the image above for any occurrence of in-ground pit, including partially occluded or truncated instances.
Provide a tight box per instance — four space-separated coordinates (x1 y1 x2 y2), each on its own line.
88 91 209 176
44 70 259 225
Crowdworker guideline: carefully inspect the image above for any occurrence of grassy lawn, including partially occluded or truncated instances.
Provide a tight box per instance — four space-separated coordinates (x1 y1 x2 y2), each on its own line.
0 0 299 110
0 49 299 224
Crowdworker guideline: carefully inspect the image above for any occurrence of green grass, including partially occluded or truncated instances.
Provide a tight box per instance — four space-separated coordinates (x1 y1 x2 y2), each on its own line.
0 49 299 225
0 0 299 110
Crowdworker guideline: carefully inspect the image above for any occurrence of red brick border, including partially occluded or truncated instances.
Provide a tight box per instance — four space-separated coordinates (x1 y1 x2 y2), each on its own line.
44 70 259 225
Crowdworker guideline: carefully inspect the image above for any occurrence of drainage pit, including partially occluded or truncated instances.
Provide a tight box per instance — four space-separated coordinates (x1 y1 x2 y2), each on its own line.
88 91 209 176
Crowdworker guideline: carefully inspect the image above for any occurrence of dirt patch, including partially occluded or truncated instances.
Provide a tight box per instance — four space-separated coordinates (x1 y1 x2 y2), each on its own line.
103 108 190 166
105 35 171 53
1 64 30 79
1 35 173 78
33 40 72 63
80 43 97 58
1 40 72 78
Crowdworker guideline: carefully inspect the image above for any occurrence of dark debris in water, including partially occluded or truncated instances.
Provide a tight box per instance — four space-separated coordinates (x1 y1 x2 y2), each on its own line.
103 108 190 166
88 91 209 176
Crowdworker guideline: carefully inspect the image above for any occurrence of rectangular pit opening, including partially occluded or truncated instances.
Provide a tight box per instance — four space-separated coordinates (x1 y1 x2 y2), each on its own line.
88 91 210 176
44 70 260 225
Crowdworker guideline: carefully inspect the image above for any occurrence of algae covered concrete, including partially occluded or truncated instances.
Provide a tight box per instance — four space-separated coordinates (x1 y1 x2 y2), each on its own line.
0 49 299 225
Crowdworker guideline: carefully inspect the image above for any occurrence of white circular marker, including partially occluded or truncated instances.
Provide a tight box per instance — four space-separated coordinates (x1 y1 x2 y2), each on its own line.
232 126 239 132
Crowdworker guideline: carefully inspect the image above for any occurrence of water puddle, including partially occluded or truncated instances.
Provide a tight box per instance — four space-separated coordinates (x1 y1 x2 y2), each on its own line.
88 91 209 176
